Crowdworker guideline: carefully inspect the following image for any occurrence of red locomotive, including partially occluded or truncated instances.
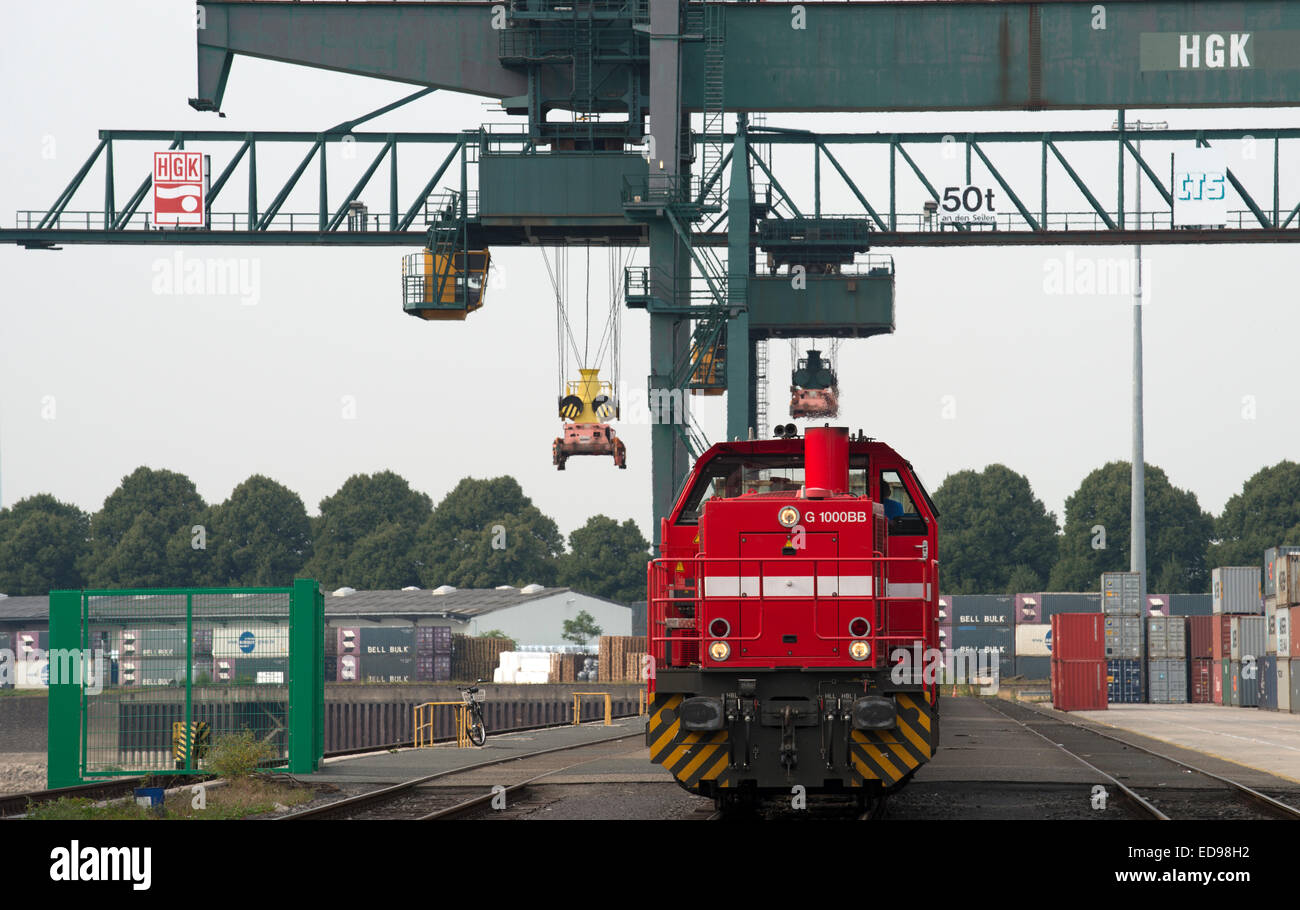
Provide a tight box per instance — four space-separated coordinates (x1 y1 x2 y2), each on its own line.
646 426 940 812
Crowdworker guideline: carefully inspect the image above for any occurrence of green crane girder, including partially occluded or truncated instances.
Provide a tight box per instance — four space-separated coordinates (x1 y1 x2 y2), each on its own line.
8 0 1300 543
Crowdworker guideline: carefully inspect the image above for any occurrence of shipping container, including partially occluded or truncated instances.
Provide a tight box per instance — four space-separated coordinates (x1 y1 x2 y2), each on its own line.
1280 554 1300 608
1147 616 1187 660
1040 592 1102 616
1190 659 1214 703
211 623 290 658
1188 616 1214 660
1052 613 1105 662
1292 608 1300 658
1260 656 1278 710
938 623 951 650
1239 615 1266 664
1292 659 1300 714
360 627 414 657
1101 572 1141 615
1280 607 1292 659
1265 596 1278 655
937 596 952 623
337 653 359 682
336 627 360 659
947 594 1013 626
1052 660 1107 711
1264 547 1300 599
1014 594 1040 624
1167 593 1213 617
1212 614 1231 662
1279 660 1292 713
1231 660 1260 708
1014 656 1051 680
1213 659 1226 704
948 641 1013 683
1015 624 1051 657
1213 566 1262 614
1106 659 1144 704
1148 660 1188 704
1103 615 1141 660
1146 594 1171 616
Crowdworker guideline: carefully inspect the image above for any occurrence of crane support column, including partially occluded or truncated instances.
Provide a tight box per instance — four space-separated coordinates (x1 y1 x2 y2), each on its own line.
725 122 752 442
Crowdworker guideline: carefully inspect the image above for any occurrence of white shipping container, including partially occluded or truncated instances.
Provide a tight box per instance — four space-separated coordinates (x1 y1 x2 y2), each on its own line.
1279 660 1292 713
15 659 49 689
1014 624 1052 657
1281 555 1300 608
213 623 290 658
1280 607 1292 659
1213 567 1262 614
1266 597 1278 655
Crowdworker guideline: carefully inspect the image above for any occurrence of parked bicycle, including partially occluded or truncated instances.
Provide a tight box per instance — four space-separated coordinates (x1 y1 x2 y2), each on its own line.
460 681 487 747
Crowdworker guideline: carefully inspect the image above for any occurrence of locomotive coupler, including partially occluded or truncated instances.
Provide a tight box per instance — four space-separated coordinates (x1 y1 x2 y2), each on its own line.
779 704 798 774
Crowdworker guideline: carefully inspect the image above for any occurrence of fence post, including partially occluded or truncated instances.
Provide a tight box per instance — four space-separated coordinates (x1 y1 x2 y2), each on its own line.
47 590 83 788
289 578 322 773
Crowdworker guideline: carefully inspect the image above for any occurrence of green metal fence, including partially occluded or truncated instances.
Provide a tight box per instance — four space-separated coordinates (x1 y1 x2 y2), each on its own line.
47 579 324 789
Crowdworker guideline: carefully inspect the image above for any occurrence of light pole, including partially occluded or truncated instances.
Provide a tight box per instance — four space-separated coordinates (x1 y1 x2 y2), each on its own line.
1112 115 1166 610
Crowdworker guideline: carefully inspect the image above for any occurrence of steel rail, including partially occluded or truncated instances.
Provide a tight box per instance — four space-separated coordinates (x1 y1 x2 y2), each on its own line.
1012 699 1300 821
279 729 642 820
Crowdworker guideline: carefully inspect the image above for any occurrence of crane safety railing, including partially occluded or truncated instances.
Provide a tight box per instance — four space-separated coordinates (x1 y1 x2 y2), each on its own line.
647 554 938 689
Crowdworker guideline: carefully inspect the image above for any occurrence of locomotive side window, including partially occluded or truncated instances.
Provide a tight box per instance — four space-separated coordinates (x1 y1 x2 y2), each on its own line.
880 469 927 536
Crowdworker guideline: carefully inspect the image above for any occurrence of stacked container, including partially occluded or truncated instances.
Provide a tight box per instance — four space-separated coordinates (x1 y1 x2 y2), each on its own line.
416 625 453 682
1281 553 1300 715
1051 613 1107 711
1188 616 1215 704
358 627 414 683
1234 615 1265 708
1146 616 1188 703
1213 566 1263 614
1101 572 1143 703
1013 623 1051 680
1167 593 1213 616
336 626 360 681
948 595 1013 682
324 626 338 683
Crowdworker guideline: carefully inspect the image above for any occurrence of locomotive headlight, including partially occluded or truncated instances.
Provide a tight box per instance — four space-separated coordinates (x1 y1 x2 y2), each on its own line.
709 641 731 661
777 506 800 528
849 640 871 661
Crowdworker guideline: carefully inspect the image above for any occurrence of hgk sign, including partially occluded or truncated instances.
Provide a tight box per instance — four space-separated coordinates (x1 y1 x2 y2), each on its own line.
153 151 206 227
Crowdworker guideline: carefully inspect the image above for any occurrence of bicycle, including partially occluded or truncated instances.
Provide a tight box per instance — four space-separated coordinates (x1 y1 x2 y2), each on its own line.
459 681 488 747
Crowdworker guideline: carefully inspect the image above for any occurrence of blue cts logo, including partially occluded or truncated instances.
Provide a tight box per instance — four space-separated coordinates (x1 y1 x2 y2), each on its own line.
239 631 256 654
1045 629 1053 654
1176 172 1225 202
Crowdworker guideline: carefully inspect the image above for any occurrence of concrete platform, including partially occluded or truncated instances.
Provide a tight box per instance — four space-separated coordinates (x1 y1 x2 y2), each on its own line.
914 695 1104 784
303 717 656 785
1067 703 1300 787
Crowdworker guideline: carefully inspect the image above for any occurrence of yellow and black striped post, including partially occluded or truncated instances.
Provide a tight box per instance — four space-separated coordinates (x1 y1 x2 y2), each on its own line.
171 721 211 770
846 693 933 786
646 693 732 791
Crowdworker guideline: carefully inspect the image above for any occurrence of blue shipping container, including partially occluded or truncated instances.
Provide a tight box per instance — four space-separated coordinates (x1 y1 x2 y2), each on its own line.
1107 659 1144 703
1014 656 1051 680
1168 593 1213 617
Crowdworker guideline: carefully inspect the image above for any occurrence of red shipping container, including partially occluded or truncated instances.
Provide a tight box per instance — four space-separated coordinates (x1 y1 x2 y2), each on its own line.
1188 616 1214 660
1291 612 1300 657
1190 659 1214 703
1211 615 1232 662
1051 613 1105 662
1052 659 1108 711
1212 662 1224 704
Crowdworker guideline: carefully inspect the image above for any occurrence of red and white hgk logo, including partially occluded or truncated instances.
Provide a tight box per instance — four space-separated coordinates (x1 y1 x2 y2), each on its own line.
153 151 205 226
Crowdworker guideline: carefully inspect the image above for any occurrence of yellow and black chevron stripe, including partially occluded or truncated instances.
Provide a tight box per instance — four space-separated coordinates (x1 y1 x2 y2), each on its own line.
848 692 932 786
171 721 212 766
647 694 732 790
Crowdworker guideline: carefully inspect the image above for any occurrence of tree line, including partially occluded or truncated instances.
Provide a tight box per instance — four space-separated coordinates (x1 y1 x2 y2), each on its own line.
933 460 1300 594
0 469 651 604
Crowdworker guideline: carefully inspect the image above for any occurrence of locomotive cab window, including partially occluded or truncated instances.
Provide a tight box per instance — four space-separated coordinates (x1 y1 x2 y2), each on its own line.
880 470 927 536
677 454 869 524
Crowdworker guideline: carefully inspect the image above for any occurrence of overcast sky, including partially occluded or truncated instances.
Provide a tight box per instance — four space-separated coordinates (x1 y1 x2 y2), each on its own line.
1 1 1297 550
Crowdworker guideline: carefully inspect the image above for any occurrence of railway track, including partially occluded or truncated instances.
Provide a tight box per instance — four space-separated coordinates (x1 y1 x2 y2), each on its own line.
986 698 1300 821
1 711 645 819
280 729 644 820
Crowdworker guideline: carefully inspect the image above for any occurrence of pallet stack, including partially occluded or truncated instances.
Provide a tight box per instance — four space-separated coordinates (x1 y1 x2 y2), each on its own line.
598 636 649 682
547 652 584 683
451 634 515 682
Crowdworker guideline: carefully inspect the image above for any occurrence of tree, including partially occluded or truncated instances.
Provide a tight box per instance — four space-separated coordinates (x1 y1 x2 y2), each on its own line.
205 475 312 586
1049 461 1213 593
562 609 603 646
415 477 563 588
557 515 651 603
85 467 209 588
1212 461 1300 567
304 471 431 590
932 465 1059 594
481 629 509 639
0 494 91 595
